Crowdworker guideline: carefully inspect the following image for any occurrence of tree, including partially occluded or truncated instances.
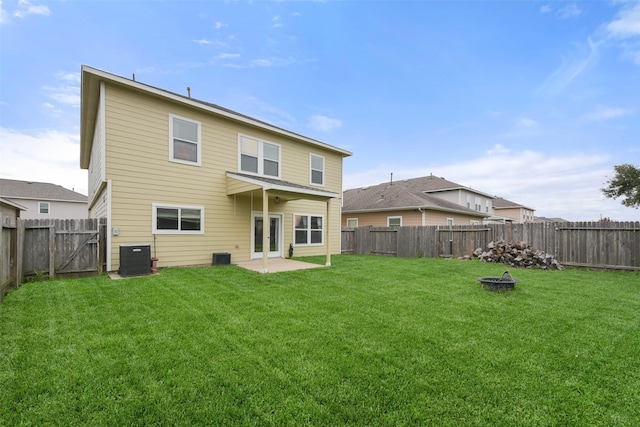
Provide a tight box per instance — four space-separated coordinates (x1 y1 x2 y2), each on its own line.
601 164 640 208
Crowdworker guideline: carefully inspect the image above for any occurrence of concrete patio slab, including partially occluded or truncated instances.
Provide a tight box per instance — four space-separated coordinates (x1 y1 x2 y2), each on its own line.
234 258 325 273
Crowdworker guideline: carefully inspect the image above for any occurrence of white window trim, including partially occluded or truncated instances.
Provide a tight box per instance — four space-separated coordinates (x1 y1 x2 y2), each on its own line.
293 213 324 246
152 203 205 234
346 218 358 228
169 114 202 166
387 216 402 227
309 153 325 187
446 218 454 226
238 134 281 178
39 201 50 215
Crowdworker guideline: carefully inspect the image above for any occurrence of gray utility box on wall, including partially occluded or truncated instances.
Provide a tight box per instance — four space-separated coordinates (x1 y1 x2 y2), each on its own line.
212 253 231 265
119 244 151 277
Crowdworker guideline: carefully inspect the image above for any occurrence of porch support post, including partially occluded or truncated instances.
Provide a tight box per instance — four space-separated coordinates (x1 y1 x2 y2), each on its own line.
325 198 331 266
262 188 269 273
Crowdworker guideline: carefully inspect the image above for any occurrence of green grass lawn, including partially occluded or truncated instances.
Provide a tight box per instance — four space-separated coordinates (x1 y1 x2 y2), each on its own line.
1 255 639 426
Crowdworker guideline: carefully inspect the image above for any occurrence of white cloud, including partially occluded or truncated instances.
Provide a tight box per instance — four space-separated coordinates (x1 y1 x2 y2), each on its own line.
43 71 81 108
558 3 582 19
249 57 296 68
193 39 211 45
540 5 551 14
215 53 240 60
585 106 635 121
272 15 282 28
538 37 599 95
13 0 50 18
308 115 343 132
214 21 225 29
0 127 87 195
606 3 640 38
343 149 639 221
517 117 538 128
486 144 509 155
0 0 9 24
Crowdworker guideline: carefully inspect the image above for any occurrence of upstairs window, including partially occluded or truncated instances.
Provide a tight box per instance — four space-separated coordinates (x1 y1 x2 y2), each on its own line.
239 135 280 178
39 202 50 214
153 203 204 234
169 115 201 166
310 154 324 186
294 214 323 245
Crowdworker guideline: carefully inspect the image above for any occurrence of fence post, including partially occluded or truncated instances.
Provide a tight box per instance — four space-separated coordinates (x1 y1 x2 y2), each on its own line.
49 224 55 279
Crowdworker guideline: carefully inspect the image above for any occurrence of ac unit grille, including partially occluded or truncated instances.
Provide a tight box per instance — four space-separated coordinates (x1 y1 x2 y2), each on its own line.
119 244 151 277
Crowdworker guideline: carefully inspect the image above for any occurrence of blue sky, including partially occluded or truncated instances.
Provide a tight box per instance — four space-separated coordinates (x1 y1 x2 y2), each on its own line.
1 0 639 221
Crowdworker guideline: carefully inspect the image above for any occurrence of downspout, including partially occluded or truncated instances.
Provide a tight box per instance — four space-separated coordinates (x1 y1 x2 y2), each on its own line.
418 208 426 226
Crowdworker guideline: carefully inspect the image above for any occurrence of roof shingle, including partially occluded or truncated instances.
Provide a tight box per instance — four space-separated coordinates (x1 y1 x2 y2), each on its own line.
0 179 87 202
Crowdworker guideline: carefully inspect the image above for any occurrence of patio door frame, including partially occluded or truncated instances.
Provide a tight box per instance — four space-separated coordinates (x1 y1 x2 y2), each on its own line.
251 211 283 259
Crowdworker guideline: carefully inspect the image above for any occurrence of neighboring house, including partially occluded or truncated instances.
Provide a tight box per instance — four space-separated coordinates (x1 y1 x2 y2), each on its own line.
490 197 536 223
0 179 88 219
342 175 489 227
80 65 351 272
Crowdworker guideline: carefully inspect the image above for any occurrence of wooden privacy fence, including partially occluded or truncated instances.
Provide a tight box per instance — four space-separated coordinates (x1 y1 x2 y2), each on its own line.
1 218 107 301
341 221 640 270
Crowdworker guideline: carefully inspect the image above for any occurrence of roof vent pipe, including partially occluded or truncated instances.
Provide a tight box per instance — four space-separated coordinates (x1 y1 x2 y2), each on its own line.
187 87 191 98
390 172 393 185
132 73 136 81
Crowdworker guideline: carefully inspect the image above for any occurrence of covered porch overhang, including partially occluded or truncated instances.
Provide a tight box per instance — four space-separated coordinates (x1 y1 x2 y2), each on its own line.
226 172 339 273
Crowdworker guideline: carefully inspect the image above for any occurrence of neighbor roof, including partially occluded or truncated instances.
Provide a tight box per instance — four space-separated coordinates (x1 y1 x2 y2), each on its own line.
394 174 494 198
493 196 534 211
0 179 88 203
80 65 352 169
342 181 486 217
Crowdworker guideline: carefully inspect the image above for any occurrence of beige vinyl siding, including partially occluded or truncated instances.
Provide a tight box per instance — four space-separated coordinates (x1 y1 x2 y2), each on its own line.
341 210 482 227
423 211 482 225
88 83 106 203
282 141 343 192
495 207 534 223
89 187 108 219
285 198 341 256
103 83 344 269
340 210 422 227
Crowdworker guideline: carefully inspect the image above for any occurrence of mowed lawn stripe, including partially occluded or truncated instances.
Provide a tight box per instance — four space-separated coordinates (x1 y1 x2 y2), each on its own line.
1 255 638 426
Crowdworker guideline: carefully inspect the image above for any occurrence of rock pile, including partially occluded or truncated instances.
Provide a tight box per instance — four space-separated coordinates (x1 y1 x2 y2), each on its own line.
473 240 564 270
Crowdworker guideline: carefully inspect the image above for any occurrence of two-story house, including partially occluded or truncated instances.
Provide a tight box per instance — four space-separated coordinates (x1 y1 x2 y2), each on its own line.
0 179 88 219
80 66 351 273
491 197 535 223
342 175 489 227
342 175 536 227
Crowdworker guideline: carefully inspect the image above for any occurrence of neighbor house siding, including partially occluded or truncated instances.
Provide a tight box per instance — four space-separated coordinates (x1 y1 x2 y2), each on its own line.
6 199 87 219
103 83 343 269
340 210 423 227
341 210 482 227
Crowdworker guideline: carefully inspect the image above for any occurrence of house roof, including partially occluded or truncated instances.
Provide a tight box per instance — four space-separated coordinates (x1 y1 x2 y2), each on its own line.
493 196 534 211
394 174 494 198
80 65 352 169
227 172 339 200
0 179 87 203
0 197 27 211
342 181 486 217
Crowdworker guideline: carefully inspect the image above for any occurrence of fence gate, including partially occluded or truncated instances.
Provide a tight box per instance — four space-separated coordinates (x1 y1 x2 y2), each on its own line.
20 218 105 280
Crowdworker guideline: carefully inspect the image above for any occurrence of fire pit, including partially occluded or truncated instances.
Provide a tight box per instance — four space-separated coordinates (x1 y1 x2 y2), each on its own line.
477 271 520 292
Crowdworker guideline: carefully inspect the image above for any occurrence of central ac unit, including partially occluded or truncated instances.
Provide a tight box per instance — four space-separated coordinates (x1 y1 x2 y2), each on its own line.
119 244 151 277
